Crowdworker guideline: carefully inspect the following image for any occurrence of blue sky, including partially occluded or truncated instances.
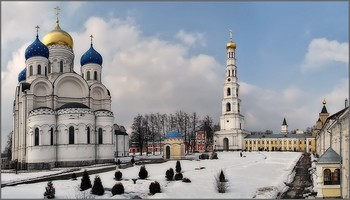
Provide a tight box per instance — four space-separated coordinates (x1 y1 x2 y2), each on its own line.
1 2 348 149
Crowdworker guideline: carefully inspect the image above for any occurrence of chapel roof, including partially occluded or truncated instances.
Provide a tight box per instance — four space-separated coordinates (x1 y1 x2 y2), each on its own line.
317 147 341 164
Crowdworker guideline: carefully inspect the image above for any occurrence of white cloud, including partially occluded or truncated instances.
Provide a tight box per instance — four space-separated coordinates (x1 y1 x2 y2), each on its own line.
301 38 348 72
175 29 206 47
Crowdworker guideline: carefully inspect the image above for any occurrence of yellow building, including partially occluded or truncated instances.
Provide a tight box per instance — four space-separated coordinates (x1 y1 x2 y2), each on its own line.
244 118 316 153
244 133 316 153
163 131 185 160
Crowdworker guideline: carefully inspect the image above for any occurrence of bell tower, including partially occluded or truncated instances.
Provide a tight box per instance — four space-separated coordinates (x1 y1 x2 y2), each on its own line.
214 30 247 151
219 30 245 131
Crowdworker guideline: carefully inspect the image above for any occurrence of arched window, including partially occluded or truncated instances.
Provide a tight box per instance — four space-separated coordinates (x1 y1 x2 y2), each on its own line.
30 65 33 76
333 169 340 185
37 65 41 75
228 70 230 77
226 103 231 112
69 126 74 144
94 71 97 80
324 169 332 185
227 88 231 96
236 88 239 97
82 73 84 79
87 127 90 144
98 128 103 144
238 103 240 113
45 66 47 76
50 128 53 145
60 61 63 72
34 128 39 146
87 71 90 80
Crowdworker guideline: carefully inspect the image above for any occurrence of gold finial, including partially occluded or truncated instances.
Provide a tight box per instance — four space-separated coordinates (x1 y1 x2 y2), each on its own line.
322 98 326 105
54 6 61 24
229 29 233 41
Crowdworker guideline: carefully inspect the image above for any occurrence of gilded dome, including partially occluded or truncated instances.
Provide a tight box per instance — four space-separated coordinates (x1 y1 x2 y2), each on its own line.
42 21 73 49
226 41 236 49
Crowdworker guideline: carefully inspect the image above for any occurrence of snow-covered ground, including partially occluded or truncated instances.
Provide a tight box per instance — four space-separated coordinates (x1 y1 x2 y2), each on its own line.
1 151 301 199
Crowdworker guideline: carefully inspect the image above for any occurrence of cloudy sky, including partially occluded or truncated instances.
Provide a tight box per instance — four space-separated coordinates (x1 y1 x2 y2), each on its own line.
1 2 348 150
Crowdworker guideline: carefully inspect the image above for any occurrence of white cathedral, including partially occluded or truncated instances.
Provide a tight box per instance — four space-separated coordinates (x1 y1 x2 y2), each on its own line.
12 9 128 170
214 31 249 151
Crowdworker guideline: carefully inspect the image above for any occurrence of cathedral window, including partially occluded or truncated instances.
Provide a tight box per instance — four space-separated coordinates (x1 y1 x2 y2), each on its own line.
227 88 231 96
98 128 103 144
82 73 84 79
228 70 230 76
34 128 39 146
50 128 53 145
48 63 51 73
37 65 41 75
60 61 63 72
226 103 231 112
30 65 33 76
87 127 90 144
94 71 97 80
233 70 236 77
45 66 47 76
236 88 239 96
69 126 74 144
87 71 90 80
323 169 332 185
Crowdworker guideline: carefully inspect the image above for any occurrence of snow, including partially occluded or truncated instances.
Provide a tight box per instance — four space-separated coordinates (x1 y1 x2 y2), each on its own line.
1 151 301 199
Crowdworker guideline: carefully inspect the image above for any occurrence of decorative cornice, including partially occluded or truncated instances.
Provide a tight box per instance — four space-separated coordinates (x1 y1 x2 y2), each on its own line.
29 108 56 117
95 110 113 117
57 107 92 115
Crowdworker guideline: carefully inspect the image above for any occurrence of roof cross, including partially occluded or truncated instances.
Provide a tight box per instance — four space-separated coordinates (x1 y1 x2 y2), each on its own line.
229 29 233 41
35 25 40 34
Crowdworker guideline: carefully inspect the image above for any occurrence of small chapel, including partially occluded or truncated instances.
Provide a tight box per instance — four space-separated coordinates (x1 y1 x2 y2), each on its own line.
12 7 123 170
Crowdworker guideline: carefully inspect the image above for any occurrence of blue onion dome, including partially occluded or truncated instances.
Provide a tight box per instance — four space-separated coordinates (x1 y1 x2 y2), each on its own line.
80 43 103 66
166 131 182 139
25 34 49 60
18 68 26 82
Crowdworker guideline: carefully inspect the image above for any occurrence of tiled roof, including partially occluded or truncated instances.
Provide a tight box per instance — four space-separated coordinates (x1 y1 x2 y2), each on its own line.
317 147 341 164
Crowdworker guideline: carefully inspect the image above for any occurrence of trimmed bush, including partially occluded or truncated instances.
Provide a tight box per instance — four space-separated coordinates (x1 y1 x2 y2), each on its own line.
174 173 183 181
175 160 182 173
182 177 191 183
43 181 55 199
199 153 209 159
149 181 161 195
138 165 148 179
91 176 105 196
111 183 124 195
216 170 228 193
219 170 226 182
80 170 92 191
71 173 77 180
114 170 122 181
211 152 218 159
165 168 174 181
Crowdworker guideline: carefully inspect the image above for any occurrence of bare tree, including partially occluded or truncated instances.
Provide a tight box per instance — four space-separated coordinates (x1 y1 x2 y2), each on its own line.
3 131 12 160
130 114 149 156
189 112 200 153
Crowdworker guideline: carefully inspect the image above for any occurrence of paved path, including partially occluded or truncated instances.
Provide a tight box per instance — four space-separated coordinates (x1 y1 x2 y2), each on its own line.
280 153 313 199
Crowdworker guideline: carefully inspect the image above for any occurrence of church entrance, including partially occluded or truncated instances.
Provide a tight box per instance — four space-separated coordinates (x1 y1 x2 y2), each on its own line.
223 138 229 151
165 146 170 159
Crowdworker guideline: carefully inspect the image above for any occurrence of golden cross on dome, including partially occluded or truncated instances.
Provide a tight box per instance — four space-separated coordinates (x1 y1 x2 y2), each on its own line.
229 29 233 41
54 6 61 17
